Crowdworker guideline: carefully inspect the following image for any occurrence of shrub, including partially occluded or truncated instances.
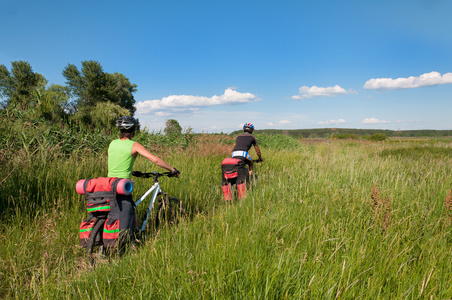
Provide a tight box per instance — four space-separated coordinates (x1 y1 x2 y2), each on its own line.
330 133 359 140
365 133 387 141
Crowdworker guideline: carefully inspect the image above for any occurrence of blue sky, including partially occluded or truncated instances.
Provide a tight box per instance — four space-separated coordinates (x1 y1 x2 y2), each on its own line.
1 0 451 133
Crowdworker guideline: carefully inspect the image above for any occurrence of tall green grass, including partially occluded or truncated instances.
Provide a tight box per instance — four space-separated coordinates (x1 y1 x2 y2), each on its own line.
2 137 452 298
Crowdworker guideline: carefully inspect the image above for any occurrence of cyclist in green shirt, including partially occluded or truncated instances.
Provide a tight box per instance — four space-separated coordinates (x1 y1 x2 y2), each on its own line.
109 116 179 246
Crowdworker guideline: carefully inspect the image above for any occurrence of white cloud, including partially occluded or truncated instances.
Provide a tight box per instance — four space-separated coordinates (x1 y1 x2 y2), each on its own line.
292 85 357 99
268 120 292 127
397 119 419 124
318 118 346 125
364 71 452 90
135 88 258 115
362 118 390 124
155 111 171 117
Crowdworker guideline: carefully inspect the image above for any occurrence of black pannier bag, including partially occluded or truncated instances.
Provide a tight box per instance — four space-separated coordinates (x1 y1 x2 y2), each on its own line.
78 177 123 248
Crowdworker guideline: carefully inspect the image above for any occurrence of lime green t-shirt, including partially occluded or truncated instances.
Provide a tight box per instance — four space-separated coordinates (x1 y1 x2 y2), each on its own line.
107 139 137 179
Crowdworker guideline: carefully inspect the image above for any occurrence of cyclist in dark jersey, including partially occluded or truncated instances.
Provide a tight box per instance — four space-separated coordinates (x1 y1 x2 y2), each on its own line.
232 123 263 176
221 123 263 200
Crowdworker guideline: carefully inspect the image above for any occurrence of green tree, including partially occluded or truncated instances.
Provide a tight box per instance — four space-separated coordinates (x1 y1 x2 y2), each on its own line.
80 101 130 132
107 72 137 114
62 61 137 115
164 119 182 135
0 61 47 110
33 84 70 122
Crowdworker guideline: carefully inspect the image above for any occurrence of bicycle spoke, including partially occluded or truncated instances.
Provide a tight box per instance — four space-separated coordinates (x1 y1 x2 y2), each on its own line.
156 196 185 228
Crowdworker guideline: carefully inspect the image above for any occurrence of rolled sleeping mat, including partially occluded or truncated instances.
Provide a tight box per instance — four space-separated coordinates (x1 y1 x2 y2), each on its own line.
75 179 86 195
116 179 134 195
76 178 134 195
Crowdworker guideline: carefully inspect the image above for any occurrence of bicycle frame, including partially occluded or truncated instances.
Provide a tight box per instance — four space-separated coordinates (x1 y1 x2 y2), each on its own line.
134 180 162 233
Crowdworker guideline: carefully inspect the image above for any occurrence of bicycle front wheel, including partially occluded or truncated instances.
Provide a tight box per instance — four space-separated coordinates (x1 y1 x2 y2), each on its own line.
155 196 185 228
86 218 106 266
250 173 258 189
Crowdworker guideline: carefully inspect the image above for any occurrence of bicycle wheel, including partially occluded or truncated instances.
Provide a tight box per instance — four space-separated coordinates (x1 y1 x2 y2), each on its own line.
229 182 237 201
155 196 185 228
86 218 106 266
250 173 258 189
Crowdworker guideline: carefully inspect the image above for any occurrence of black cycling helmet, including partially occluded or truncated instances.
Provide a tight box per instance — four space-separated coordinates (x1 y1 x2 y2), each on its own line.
243 122 254 133
116 116 138 131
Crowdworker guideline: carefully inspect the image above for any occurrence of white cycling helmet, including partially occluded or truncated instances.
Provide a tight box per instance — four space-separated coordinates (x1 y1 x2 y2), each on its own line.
116 116 137 131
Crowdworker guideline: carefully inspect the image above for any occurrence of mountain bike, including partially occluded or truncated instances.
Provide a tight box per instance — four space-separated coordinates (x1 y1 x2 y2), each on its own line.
131 171 185 237
83 171 184 266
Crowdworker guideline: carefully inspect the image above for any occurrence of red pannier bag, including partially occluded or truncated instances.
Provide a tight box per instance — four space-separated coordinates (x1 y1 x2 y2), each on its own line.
79 177 121 213
78 177 128 248
80 216 97 248
221 158 242 180
103 218 120 248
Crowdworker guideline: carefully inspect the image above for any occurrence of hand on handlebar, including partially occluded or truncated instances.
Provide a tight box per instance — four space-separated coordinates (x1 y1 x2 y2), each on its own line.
168 168 180 178
132 171 144 177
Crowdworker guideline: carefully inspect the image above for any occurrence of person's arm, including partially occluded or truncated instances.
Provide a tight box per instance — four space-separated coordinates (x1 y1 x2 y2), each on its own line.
132 142 175 172
254 144 263 161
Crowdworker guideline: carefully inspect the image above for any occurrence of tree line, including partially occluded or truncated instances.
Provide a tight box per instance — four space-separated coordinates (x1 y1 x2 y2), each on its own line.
0 60 136 131
231 128 452 138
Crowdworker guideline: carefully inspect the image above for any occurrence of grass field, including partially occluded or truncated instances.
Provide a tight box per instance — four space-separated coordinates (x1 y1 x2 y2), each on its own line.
1 136 452 299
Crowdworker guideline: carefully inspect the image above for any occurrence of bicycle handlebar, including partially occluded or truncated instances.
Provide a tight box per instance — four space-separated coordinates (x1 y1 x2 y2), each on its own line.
132 171 175 179
253 158 265 163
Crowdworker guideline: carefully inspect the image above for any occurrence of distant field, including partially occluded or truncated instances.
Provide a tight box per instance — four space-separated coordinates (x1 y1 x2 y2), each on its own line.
233 128 452 139
1 135 452 298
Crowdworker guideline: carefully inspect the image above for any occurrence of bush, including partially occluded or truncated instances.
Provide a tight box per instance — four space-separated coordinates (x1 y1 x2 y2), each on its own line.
330 133 359 140
365 133 387 141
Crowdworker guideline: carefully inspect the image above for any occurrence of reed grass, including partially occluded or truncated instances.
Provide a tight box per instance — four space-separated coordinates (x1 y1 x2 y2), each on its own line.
1 137 452 298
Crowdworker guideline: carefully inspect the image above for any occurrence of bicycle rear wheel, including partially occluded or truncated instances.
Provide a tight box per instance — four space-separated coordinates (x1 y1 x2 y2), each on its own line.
229 183 237 201
155 196 185 228
86 218 106 266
